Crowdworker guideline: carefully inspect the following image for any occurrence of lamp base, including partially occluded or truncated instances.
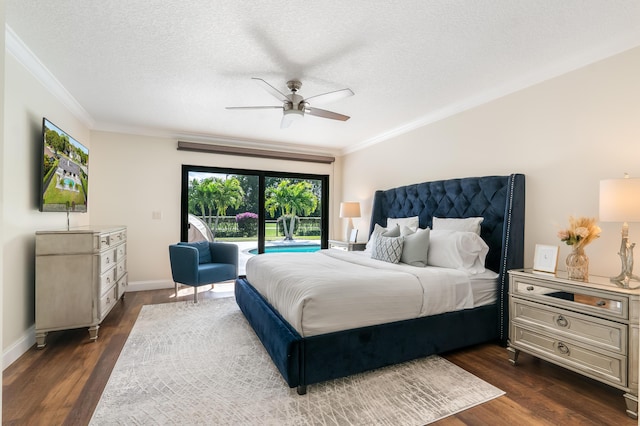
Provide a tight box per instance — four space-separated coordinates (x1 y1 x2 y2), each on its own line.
345 218 354 242
611 227 640 289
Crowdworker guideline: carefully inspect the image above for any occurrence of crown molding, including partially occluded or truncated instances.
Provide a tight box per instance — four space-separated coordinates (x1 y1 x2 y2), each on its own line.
342 37 640 156
5 25 95 128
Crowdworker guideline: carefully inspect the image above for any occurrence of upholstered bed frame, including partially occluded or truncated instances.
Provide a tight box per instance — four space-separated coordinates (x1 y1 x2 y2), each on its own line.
235 174 525 394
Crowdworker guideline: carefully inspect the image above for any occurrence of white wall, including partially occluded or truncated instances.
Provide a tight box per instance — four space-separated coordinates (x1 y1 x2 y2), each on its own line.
0 1 6 416
89 131 338 288
342 46 640 278
2 53 90 362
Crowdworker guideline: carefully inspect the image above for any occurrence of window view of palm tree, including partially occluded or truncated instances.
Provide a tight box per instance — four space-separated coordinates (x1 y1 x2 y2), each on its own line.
187 172 258 242
265 178 321 242
189 175 246 239
183 167 328 273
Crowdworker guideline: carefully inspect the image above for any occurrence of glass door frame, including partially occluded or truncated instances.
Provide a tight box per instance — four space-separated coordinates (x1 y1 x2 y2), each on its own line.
180 165 330 253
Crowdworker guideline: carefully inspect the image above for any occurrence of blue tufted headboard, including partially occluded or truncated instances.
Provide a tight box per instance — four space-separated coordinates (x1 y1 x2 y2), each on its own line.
368 174 525 342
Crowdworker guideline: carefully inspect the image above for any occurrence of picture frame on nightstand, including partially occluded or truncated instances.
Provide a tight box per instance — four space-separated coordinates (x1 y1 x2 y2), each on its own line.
349 229 358 243
533 244 559 274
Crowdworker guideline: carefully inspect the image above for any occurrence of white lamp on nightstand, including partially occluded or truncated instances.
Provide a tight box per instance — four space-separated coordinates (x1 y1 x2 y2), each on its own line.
599 174 640 288
339 202 361 242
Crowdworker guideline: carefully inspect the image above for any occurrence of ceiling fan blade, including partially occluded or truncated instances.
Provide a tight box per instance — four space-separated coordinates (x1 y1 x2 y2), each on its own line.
305 107 350 121
252 77 289 103
225 106 282 110
303 88 354 105
280 115 293 129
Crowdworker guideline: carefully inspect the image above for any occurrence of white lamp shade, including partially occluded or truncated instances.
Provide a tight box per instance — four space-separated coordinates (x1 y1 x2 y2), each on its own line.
599 178 640 222
339 202 361 218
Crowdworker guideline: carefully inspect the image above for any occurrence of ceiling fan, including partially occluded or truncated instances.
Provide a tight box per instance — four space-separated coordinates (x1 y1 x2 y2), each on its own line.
226 78 354 128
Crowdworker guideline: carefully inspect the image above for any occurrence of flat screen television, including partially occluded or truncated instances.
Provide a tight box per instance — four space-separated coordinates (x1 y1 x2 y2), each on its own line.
40 118 89 212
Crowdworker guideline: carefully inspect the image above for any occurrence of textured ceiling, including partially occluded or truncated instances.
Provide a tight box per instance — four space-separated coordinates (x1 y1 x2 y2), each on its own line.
6 1 640 155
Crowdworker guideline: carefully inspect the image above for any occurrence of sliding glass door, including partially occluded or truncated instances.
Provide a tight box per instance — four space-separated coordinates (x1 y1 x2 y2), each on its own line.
181 165 329 273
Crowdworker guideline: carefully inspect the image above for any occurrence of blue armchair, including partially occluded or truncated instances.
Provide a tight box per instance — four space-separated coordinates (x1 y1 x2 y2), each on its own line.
168 241 238 303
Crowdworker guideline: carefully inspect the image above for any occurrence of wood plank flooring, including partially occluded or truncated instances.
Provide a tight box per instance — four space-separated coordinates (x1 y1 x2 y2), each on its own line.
3 286 637 425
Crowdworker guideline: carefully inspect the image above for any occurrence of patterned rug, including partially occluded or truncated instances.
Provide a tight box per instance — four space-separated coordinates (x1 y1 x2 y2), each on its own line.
90 297 504 425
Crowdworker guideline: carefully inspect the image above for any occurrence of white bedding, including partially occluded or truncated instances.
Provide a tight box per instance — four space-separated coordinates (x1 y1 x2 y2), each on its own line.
245 249 495 337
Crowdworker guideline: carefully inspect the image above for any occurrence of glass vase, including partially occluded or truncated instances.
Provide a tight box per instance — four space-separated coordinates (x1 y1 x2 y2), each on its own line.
566 246 589 281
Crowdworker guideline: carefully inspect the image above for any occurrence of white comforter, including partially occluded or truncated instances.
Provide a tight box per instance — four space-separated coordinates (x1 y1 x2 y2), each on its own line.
245 249 475 337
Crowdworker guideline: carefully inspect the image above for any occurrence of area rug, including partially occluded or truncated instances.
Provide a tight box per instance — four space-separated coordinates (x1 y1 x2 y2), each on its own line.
90 297 504 425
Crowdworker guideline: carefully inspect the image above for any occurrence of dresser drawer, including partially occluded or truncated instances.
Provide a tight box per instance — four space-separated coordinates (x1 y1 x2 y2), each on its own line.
99 268 117 296
111 230 126 245
97 232 110 250
512 276 628 320
512 299 627 354
511 325 626 388
116 258 126 280
98 285 118 321
99 248 117 274
116 273 128 299
114 243 126 262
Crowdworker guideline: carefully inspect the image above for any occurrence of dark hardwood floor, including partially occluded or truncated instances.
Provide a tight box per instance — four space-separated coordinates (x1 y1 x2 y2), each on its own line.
3 286 636 425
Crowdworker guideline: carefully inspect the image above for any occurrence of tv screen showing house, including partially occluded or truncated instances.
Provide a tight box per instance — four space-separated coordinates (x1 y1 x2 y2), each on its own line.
40 118 88 212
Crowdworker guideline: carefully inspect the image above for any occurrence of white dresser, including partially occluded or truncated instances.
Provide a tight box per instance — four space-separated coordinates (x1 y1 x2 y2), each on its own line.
35 226 128 348
507 269 639 418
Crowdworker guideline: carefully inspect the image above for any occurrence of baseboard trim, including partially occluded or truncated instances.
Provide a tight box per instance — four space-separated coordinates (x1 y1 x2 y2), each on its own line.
3 280 179 371
3 325 35 371
127 279 173 292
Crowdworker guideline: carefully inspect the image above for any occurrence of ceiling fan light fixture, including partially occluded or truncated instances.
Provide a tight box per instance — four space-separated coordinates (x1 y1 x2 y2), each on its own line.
228 78 353 127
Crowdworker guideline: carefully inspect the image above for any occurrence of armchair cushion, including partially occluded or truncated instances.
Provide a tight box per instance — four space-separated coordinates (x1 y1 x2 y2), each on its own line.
179 240 211 264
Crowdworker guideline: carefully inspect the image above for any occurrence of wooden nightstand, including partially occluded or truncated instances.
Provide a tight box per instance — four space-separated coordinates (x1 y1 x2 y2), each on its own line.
328 240 366 251
507 269 639 419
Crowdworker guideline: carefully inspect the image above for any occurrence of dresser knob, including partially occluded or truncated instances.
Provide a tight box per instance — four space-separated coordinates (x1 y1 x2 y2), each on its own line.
556 315 569 327
526 285 534 291
596 300 606 307
557 342 570 355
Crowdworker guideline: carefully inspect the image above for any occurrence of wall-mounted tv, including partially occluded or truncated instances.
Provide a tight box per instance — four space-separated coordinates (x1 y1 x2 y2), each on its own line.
40 118 89 212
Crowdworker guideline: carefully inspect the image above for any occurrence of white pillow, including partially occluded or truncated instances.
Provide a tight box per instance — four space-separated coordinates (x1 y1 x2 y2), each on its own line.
427 230 489 274
365 223 400 253
399 226 430 267
432 217 483 235
371 234 404 264
387 216 419 233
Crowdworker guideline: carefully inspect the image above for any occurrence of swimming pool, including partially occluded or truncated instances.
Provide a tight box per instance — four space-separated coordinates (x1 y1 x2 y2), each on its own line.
248 244 321 254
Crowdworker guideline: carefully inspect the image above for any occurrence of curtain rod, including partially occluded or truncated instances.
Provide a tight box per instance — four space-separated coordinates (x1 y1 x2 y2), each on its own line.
177 141 335 164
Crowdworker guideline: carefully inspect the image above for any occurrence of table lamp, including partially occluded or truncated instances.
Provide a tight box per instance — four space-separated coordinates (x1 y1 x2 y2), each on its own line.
339 202 361 242
599 174 640 288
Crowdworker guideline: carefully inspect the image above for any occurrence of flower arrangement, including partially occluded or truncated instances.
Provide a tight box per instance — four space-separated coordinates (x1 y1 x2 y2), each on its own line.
557 216 601 250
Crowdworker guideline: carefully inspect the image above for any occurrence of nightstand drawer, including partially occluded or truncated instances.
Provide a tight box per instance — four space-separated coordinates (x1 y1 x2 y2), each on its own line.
512 299 627 354
512 276 628 320
511 325 626 388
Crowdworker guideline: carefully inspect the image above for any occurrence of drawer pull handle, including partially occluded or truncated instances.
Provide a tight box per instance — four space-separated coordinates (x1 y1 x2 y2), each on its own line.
526 286 534 291
556 315 568 327
557 342 570 355
596 300 606 307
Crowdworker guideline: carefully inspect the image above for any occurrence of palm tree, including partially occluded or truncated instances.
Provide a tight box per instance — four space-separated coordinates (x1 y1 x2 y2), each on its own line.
265 180 318 240
208 177 244 239
189 178 210 222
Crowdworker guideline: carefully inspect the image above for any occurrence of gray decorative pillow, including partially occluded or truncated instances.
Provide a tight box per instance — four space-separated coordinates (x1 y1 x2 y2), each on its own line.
365 223 401 253
371 234 404 264
400 226 430 267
